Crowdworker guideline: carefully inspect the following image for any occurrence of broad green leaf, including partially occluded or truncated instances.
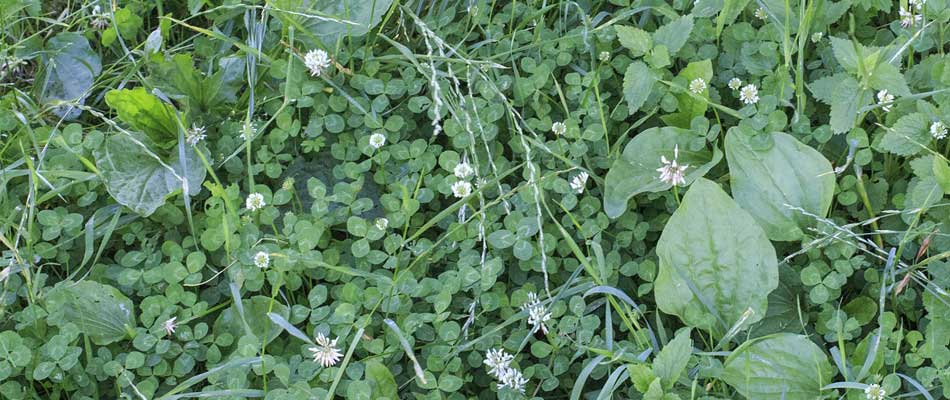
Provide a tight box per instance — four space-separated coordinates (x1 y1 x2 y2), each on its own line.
653 14 694 56
830 77 869 134
652 328 692 390
869 62 911 97
829 37 860 73
45 281 136 345
615 25 652 56
722 334 834 400
933 157 950 193
663 59 712 128
716 0 752 37
654 178 778 333
902 176 944 224
365 361 398 400
151 54 245 117
808 73 847 105
269 0 393 44
725 129 836 241
38 32 102 120
623 61 657 115
878 113 931 156
604 127 722 218
94 134 206 216
105 88 180 151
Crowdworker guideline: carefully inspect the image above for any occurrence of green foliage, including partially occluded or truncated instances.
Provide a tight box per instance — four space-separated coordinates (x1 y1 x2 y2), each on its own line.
722 334 835 400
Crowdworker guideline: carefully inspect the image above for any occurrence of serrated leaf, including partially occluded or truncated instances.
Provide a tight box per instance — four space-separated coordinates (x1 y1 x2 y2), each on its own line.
604 127 722 218
38 32 102 120
725 129 836 241
45 281 136 345
615 25 653 56
878 113 931 156
933 157 950 193
869 62 911 97
830 37 859 73
655 178 778 333
623 61 657 115
830 77 869 134
808 74 847 105
653 14 694 56
722 334 834 400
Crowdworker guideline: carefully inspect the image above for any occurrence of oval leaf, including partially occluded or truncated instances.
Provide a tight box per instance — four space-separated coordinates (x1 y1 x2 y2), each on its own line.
604 127 722 218
725 129 835 241
722 333 834 400
654 178 778 333
38 32 102 119
45 281 136 345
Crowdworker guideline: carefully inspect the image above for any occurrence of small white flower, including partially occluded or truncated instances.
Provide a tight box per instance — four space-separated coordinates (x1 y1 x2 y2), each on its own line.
375 217 389 230
246 192 265 211
598 51 611 62
811 32 824 43
483 348 515 379
521 292 552 334
657 145 689 187
496 367 529 393
451 180 473 198
454 162 474 179
186 124 206 146
909 0 926 11
899 7 921 28
728 77 742 90
304 49 332 77
689 78 707 94
91 5 111 29
931 121 947 140
739 84 760 105
570 172 589 194
253 251 269 269
163 317 177 336
369 133 386 149
551 121 567 136
754 7 768 20
864 383 886 400
877 90 895 112
308 332 343 367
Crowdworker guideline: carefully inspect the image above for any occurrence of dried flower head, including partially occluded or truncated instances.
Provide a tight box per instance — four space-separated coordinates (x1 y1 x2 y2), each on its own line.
253 251 269 269
877 90 895 112
657 144 689 187
369 133 387 149
739 84 760 105
186 124 206 146
521 292 552 334
308 332 343 367
496 367 529 393
91 5 111 29
163 317 177 336
246 192 265 211
899 7 921 28
304 49 332 77
451 180 473 198
689 78 707 94
811 32 824 43
570 171 589 194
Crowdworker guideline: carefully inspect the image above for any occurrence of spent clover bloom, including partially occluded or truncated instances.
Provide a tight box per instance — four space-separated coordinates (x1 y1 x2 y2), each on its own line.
899 7 921 28
754 7 768 20
570 171 589 194
657 145 689 187
253 251 269 269
910 0 926 10
454 161 474 179
877 90 895 112
728 77 742 90
163 317 177 337
246 192 265 211
739 84 760 105
497 367 529 394
375 217 389 230
551 121 567 136
483 348 515 378
186 124 206 146
304 49 331 77
931 121 947 140
689 78 707 94
451 180 473 198
369 132 386 149
309 332 343 367
811 32 824 43
864 384 886 400
91 5 111 29
521 292 552 334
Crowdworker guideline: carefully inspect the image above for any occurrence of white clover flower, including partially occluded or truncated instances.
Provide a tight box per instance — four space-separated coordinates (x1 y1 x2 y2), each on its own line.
877 90 895 112
570 171 589 194
598 51 611 62
910 0 926 10
369 133 387 149
728 77 742 90
754 7 768 20
186 124 206 146
689 78 707 94
308 332 343 367
551 121 567 136
864 384 886 400
931 121 947 140
163 317 177 337
451 180 473 198
304 49 332 77
496 367 528 394
521 292 552 334
375 217 389 230
91 5 111 29
899 7 921 28
253 251 269 269
657 144 689 187
454 162 474 179
811 32 824 43
739 84 760 105
483 348 515 379
246 192 265 211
